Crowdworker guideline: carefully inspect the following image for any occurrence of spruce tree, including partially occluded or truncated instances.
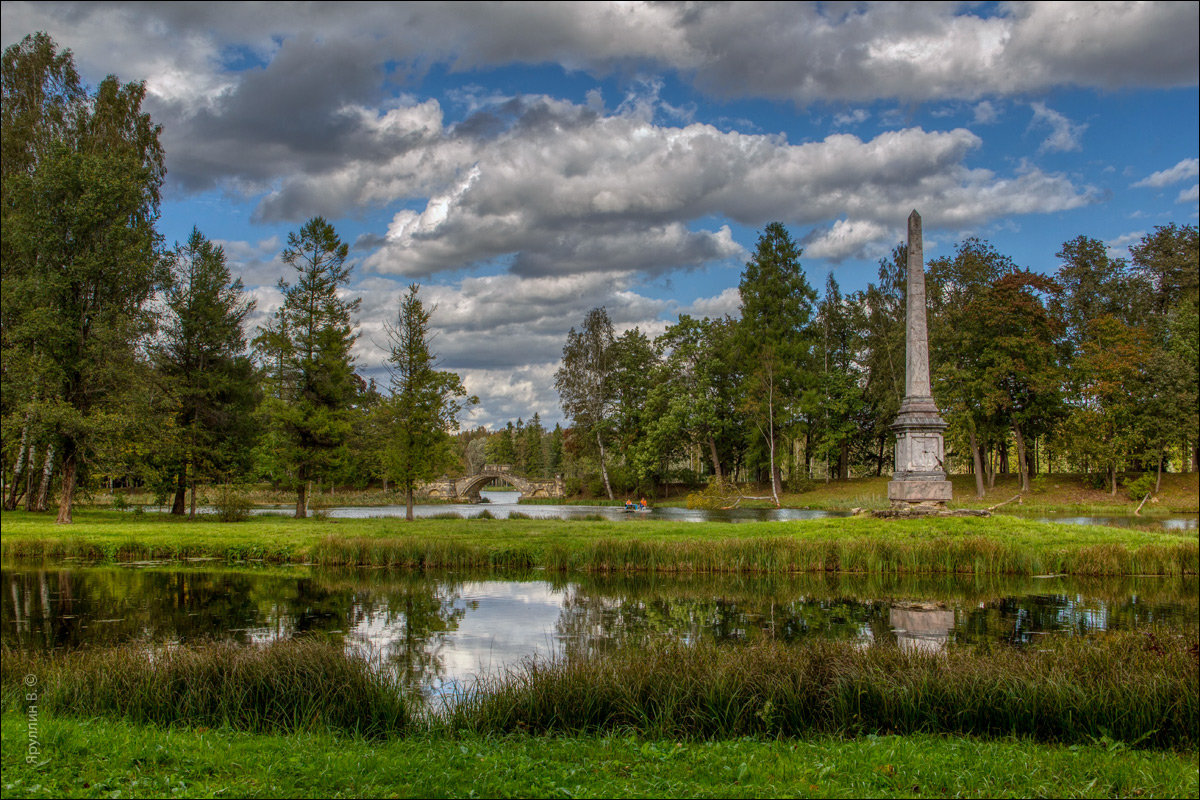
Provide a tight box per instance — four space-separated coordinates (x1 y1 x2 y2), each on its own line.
381 284 473 520
255 217 360 518
154 227 256 516
736 223 816 503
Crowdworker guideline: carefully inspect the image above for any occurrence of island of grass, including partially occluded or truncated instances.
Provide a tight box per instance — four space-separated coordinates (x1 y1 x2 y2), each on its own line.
2 507 1195 575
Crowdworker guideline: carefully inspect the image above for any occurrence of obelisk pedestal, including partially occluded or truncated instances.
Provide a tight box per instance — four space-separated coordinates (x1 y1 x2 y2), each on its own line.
888 210 952 508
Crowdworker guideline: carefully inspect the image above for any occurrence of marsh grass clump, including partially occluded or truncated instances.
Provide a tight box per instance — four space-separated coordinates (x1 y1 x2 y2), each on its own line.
446 631 1198 748
2 639 410 738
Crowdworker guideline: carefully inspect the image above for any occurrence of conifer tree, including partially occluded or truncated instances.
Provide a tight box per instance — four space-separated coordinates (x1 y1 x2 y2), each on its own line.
255 217 360 518
381 284 473 520
154 227 256 516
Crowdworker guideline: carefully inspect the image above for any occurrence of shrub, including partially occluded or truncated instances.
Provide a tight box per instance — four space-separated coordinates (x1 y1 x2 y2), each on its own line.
212 484 253 522
1124 473 1156 502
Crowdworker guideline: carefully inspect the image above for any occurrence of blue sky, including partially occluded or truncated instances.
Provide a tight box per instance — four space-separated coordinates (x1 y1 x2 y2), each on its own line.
3 2 1197 428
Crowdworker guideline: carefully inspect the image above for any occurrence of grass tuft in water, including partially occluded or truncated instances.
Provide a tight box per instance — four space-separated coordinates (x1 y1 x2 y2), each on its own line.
2 638 410 739
446 631 1198 748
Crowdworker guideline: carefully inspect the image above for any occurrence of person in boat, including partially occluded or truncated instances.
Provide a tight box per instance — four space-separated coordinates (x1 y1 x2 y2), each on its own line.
624 498 636 512
639 497 649 511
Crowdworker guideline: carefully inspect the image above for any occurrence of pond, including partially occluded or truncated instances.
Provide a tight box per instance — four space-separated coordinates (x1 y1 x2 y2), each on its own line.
241 490 1200 530
4 564 1195 698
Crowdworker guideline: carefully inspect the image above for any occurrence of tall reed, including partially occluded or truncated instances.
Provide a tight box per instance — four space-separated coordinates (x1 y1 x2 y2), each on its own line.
2 639 409 738
446 631 1198 748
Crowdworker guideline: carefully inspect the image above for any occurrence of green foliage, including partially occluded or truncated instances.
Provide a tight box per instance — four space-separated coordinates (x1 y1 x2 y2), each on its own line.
1124 473 1156 502
211 483 253 522
379 284 474 519
2 33 165 522
254 217 360 517
736 223 816 498
154 227 257 513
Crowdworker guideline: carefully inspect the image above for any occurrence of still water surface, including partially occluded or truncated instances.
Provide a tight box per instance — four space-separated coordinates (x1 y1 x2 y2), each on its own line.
4 564 1195 697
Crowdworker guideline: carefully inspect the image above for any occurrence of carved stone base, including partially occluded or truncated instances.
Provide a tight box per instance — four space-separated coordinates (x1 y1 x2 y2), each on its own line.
888 479 953 507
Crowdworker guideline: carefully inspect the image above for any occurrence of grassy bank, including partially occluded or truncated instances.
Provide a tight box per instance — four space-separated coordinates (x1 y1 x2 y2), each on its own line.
5 633 1195 749
4 714 1197 799
1 509 1196 575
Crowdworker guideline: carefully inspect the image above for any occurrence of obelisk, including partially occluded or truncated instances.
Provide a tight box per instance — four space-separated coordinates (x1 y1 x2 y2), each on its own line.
888 210 952 508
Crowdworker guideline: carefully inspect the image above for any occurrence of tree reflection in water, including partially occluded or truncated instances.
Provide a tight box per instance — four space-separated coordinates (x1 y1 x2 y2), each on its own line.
3 567 1196 694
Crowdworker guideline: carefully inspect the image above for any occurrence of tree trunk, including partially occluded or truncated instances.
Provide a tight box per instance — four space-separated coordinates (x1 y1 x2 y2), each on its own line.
838 440 849 481
189 479 197 519
295 481 307 519
1110 464 1118 496
56 453 77 524
34 445 54 512
708 436 723 482
1156 452 1163 493
5 424 30 511
596 431 614 500
998 442 1009 475
405 486 414 522
1012 423 1030 493
968 426 986 499
171 471 186 515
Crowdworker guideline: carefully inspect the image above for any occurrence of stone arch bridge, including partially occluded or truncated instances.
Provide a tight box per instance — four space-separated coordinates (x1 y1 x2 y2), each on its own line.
421 465 564 502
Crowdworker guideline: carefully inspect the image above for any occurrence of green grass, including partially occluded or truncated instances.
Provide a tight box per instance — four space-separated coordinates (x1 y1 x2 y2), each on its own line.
6 633 1195 748
2 509 1196 575
1 639 409 739
449 633 1197 748
3 713 1197 798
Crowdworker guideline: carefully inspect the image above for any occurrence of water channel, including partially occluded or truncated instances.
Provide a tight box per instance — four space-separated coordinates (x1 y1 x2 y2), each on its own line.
5 563 1195 698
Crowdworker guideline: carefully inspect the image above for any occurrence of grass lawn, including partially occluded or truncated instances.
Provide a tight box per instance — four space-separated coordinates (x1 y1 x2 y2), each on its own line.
3 713 1196 799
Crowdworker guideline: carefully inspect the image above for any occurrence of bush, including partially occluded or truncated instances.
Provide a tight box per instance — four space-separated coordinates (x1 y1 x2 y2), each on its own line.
788 475 818 493
212 484 253 522
1124 473 1156 502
